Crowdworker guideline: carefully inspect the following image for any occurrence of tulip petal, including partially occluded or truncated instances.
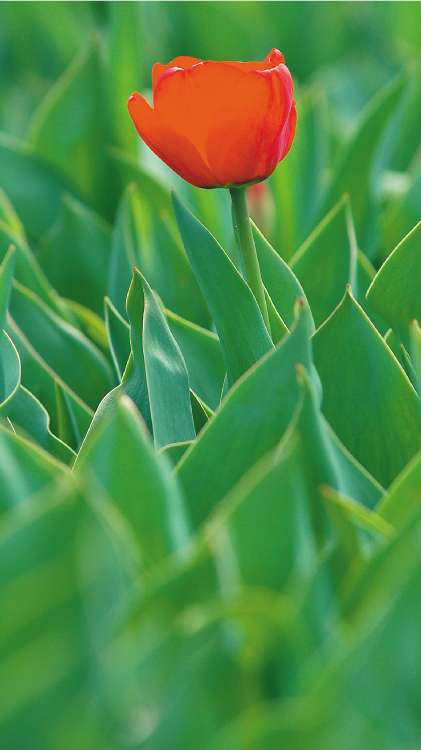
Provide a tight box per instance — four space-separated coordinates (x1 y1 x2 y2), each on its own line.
128 92 217 187
152 56 202 90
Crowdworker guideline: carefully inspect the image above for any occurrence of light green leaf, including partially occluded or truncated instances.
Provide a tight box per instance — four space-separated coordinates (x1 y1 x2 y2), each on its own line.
378 449 421 530
75 395 190 566
142 277 195 450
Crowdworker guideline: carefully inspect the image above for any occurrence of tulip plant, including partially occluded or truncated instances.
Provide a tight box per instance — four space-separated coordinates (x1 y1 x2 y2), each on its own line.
1 36 421 750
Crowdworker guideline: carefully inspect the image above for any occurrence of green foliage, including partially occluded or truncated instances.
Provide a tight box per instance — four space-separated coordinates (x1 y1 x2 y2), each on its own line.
0 3 420 748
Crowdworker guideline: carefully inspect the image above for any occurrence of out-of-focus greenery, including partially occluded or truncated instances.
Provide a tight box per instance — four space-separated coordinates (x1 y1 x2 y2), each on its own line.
0 2 421 749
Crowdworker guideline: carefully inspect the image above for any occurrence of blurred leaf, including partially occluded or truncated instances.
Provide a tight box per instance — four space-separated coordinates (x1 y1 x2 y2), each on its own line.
0 190 25 241
10 281 114 410
173 194 273 384
0 330 20 410
28 39 113 215
290 196 357 326
0 244 16 328
106 3 142 154
320 76 405 249
0 477 133 749
367 222 421 345
378 449 421 530
269 86 330 258
0 133 79 240
177 304 313 527
76 395 190 567
314 289 421 486
379 165 421 261
38 194 111 315
0 426 65 511
410 320 421 396
142 277 195 450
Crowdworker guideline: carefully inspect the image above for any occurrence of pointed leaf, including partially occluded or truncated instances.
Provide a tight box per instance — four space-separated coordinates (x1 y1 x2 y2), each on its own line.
314 289 421 485
173 194 273 384
290 196 357 326
367 221 421 343
142 277 195 449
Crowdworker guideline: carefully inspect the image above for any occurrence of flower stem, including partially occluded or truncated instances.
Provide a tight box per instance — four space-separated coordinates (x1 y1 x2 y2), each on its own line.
229 186 270 330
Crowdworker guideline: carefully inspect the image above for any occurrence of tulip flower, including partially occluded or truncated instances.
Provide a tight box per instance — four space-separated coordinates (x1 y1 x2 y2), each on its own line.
128 48 297 330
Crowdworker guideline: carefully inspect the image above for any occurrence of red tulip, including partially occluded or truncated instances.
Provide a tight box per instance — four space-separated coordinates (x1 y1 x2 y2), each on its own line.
128 48 296 189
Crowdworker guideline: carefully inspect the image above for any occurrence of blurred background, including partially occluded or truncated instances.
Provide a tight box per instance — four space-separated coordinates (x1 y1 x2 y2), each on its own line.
1 1 420 134
0 1 419 267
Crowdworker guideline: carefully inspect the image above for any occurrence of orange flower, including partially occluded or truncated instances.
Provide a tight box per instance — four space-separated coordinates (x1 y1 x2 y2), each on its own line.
128 48 296 189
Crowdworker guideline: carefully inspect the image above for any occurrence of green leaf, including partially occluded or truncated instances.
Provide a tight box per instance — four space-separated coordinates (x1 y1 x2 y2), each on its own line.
166 308 225 411
6 317 93 446
3 383 75 464
314 289 421 486
0 219 70 320
38 194 111 315
75 395 190 566
366 221 421 344
173 194 273 384
10 280 114 410
109 183 209 326
177 303 313 527
104 296 130 381
253 222 312 330
290 196 357 326
142 277 195 450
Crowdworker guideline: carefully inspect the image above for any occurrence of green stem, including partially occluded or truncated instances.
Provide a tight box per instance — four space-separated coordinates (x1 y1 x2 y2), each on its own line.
229 186 270 330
